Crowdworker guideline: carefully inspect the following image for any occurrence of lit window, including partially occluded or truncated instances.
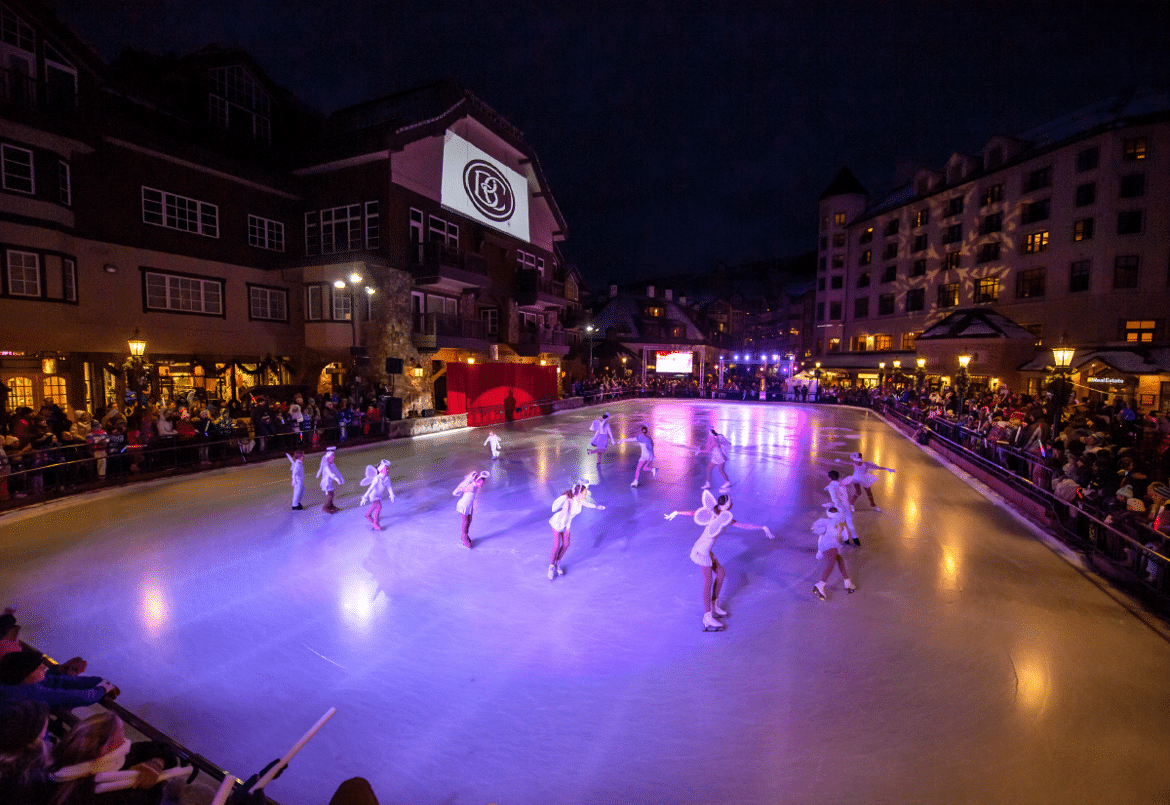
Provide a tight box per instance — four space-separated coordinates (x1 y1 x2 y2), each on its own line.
975 277 999 304
1123 320 1157 342
1023 231 1049 254
1123 137 1147 161
42 376 68 411
1073 218 1093 242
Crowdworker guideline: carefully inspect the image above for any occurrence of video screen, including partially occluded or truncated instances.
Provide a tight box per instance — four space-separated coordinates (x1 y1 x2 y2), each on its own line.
655 350 694 374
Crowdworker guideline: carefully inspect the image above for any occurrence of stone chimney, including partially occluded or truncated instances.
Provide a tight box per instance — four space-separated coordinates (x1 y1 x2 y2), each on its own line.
665 289 673 301
610 284 618 298
646 285 655 298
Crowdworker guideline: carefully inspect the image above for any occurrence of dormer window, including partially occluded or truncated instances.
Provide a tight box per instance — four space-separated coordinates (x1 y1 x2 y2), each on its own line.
209 64 272 144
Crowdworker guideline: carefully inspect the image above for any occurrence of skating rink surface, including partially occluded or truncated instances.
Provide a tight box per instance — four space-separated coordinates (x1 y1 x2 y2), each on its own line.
3 400 1170 805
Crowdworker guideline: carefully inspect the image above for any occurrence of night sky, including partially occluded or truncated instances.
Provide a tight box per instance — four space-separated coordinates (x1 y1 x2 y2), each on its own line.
46 0 1170 289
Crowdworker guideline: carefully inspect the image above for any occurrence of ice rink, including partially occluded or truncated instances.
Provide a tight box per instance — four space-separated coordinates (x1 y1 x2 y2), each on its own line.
3 399 1170 805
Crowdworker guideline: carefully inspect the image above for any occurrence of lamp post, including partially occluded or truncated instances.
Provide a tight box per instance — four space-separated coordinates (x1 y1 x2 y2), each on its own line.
892 359 902 390
126 329 147 407
916 357 926 392
1051 342 1076 436
813 361 822 402
956 354 972 418
878 361 886 391
585 324 596 378
333 271 374 349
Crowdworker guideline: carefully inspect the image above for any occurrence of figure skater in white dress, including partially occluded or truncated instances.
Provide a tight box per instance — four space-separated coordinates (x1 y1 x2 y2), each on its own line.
811 505 857 600
666 490 774 630
619 425 658 487
316 446 345 513
846 451 896 511
825 469 859 545
548 480 606 579
453 470 489 548
696 428 732 490
483 430 502 460
587 412 614 467
359 459 395 530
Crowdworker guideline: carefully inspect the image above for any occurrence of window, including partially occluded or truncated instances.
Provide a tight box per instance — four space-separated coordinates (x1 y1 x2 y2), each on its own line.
819 237 827 250
975 277 999 304
911 259 927 277
1 144 34 194
1023 166 1053 192
834 212 846 226
305 202 379 255
332 287 352 321
62 258 76 302
832 233 846 247
882 242 897 260
912 234 928 252
1119 173 1145 198
828 338 840 353
57 161 70 206
980 183 1003 207
42 376 68 411
831 254 844 269
854 297 869 319
1021 199 1050 224
1073 218 1094 242
1117 210 1143 235
881 265 897 283
914 209 929 227
480 308 498 337
850 335 869 352
209 65 272 144
829 301 842 321
5 249 39 296
938 283 959 308
144 270 223 315
860 227 873 244
365 201 380 248
873 334 892 351
1016 267 1046 299
1123 320 1157 342
142 187 219 237
1075 182 1096 207
248 285 288 321
901 332 920 351
1076 146 1099 172
1069 260 1091 293
817 278 825 291
946 197 964 217
906 287 925 312
1123 137 1147 161
942 223 962 245
517 249 546 274
305 285 323 320
858 250 871 266
942 252 961 271
1114 255 1139 289
980 212 1002 234
409 208 424 243
885 219 900 236
247 215 285 251
830 276 843 290
977 242 1001 264
857 272 870 288
1023 231 1049 254
878 293 895 315
7 377 33 409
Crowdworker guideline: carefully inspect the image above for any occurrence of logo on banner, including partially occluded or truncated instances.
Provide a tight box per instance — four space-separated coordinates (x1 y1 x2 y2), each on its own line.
463 160 514 222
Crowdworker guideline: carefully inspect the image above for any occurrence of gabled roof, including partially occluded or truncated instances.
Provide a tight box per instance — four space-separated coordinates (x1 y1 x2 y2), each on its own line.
591 293 707 342
819 167 868 201
1018 347 1170 375
917 308 1035 340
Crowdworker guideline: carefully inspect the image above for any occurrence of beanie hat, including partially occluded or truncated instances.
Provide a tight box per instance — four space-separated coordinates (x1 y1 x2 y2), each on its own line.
1117 485 1134 499
0 700 49 752
0 647 45 685
1127 498 1147 512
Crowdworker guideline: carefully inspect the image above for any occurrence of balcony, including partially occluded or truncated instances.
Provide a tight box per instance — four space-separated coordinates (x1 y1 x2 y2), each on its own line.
514 327 578 357
409 242 489 294
1 67 85 133
411 312 488 353
515 268 567 308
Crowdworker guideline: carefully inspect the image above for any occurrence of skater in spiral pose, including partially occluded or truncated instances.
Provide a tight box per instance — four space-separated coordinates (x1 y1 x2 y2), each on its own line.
548 480 606 579
286 450 305 510
811 505 857 600
696 428 732 490
316 447 345 513
846 451 896 511
453 470 490 548
483 430 502 460
825 469 859 545
359 459 395 530
666 490 774 631
618 425 658 487
586 412 614 467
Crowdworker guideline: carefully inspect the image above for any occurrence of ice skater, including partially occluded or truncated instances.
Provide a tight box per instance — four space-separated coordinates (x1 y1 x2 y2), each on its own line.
316 446 345 513
666 490 775 631
811 505 857 600
586 412 614 467
359 459 395 530
453 470 490 548
825 470 859 545
286 450 305 510
696 428 732 490
548 480 606 579
619 425 658 487
846 451 896 511
483 430 502 460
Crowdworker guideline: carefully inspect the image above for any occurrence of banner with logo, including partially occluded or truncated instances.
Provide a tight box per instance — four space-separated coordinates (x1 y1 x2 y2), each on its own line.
441 131 530 243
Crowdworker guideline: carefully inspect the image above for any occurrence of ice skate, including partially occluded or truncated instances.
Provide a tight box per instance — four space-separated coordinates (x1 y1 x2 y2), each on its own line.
851 537 861 547
701 482 711 489
548 564 556 580
652 467 658 479
370 523 383 531
702 612 725 631
845 580 858 594
763 527 776 540
630 479 639 487
719 482 731 491
711 600 728 617
291 505 303 510
813 582 827 601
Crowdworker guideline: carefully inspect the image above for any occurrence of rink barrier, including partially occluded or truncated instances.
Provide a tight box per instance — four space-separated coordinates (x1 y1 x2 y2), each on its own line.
880 400 1170 613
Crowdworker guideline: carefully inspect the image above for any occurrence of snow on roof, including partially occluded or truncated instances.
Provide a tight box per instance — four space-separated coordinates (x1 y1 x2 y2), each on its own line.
917 309 1034 340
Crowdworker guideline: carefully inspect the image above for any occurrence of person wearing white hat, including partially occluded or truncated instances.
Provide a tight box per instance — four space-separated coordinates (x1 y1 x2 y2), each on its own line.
665 490 774 631
811 505 857 600
547 479 605 579
316 447 345 513
359 459 394 530
846 451 895 511
452 470 490 548
483 430 502 460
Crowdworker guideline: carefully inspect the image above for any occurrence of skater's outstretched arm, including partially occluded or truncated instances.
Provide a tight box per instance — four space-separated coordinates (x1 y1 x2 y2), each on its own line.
665 510 696 520
731 521 776 539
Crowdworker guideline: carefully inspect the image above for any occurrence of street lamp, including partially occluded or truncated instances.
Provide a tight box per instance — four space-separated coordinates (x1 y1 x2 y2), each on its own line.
892 359 902 390
956 354 972 418
126 329 147 407
878 361 886 390
813 361 822 401
1051 342 1076 436
585 324 596 378
334 272 374 349
916 357 926 391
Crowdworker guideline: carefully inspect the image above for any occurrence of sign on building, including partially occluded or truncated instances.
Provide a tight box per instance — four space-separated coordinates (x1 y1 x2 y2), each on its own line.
441 131 530 243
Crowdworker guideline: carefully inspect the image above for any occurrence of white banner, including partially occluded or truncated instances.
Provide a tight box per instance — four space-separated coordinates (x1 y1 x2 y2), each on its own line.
441 131 530 243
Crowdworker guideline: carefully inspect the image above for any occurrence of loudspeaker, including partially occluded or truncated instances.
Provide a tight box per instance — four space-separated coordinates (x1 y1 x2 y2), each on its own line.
384 396 403 421
385 357 403 375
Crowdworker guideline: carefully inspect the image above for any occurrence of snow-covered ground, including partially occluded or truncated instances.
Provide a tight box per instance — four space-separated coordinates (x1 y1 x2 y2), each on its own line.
3 399 1169 804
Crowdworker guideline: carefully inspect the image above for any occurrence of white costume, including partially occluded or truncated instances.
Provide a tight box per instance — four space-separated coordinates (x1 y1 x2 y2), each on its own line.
549 488 601 532
812 508 848 558
286 453 304 508
825 479 857 540
453 471 489 515
630 432 655 462
483 432 502 459
688 490 735 567
360 460 395 505
707 432 730 465
316 449 344 492
848 453 893 489
588 414 614 451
